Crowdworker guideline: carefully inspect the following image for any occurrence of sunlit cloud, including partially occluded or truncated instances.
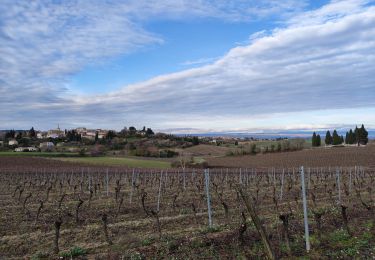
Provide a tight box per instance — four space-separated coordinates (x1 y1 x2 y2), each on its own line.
1 0 374 131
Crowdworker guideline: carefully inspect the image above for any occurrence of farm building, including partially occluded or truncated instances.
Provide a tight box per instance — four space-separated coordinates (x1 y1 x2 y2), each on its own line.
8 139 18 146
79 129 108 139
47 125 65 138
37 132 47 139
39 142 55 148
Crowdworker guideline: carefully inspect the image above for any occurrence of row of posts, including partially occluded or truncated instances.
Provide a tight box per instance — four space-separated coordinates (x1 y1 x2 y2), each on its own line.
204 166 352 253
40 165 362 253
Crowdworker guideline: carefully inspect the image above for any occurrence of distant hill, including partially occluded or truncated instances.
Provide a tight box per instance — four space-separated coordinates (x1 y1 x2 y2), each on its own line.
178 130 375 139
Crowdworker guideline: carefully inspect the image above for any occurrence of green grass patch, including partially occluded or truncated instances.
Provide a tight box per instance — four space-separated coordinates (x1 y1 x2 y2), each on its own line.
0 151 79 157
199 225 223 234
141 237 155 246
55 156 171 169
325 228 374 258
59 246 87 258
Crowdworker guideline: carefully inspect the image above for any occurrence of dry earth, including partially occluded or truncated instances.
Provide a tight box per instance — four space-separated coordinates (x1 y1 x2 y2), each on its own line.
206 144 375 168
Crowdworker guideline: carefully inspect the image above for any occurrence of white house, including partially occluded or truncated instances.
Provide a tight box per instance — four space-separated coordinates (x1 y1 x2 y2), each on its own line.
76 127 87 134
47 125 65 139
15 147 38 152
40 142 55 148
81 129 108 139
8 139 18 146
37 132 47 139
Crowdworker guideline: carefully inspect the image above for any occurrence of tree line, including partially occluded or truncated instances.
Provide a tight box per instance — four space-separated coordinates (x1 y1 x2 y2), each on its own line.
312 124 368 147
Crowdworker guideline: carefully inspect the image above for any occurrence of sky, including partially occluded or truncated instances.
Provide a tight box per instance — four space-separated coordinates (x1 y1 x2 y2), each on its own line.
1 0 375 133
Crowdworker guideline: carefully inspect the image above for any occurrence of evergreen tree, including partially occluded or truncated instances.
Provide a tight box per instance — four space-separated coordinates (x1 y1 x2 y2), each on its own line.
192 136 199 145
129 126 137 135
325 130 333 145
354 126 359 144
146 128 154 136
316 134 321 146
312 132 317 147
106 130 116 140
332 130 341 145
348 129 355 144
345 132 349 144
358 124 368 145
29 127 36 138
66 130 81 142
5 130 16 139
16 132 23 140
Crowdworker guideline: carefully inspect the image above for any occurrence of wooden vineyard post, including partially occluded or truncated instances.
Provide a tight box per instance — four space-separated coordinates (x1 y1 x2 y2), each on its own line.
308 167 311 190
336 168 341 204
106 168 109 197
80 168 83 193
280 169 285 200
204 169 213 228
88 173 91 192
183 168 186 190
130 169 135 204
157 171 163 212
300 166 311 252
238 186 275 260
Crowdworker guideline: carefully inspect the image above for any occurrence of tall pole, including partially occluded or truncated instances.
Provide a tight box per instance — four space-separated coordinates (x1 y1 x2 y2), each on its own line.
300 166 310 252
204 169 212 228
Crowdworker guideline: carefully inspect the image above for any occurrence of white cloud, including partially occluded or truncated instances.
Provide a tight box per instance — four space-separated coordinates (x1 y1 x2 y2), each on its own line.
0 0 307 106
1 0 375 131
95 1 375 129
108 4 375 102
180 57 219 66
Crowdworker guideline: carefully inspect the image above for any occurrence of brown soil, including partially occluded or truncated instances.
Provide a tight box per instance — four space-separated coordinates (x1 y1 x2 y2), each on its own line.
207 144 375 168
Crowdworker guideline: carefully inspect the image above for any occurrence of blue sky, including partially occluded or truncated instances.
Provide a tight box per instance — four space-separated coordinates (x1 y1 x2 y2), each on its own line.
70 1 330 94
0 0 374 132
69 16 286 94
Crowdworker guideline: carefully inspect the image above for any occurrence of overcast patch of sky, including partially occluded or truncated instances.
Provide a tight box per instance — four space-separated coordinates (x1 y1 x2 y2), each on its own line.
1 0 374 131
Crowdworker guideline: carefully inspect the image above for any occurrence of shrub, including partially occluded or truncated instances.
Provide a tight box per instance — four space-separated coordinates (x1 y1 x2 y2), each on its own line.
59 246 87 258
31 252 49 260
78 148 86 157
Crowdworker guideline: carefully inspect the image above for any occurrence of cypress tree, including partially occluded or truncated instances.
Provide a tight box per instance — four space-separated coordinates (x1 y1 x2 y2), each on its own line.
312 132 317 147
358 124 368 145
316 134 321 146
348 129 354 144
332 130 341 145
325 130 333 145
345 132 349 144
29 127 36 138
354 126 359 144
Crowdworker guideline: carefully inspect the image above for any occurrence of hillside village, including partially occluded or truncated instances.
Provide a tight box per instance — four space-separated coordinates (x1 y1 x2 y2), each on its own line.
1 125 151 152
0 125 369 167
0 125 209 159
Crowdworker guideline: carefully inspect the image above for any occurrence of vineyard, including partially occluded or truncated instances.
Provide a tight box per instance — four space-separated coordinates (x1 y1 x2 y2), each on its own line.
207 144 375 168
0 158 375 259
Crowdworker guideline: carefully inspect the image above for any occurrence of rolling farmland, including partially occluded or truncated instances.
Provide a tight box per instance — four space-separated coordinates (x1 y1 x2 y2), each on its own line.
0 156 374 259
207 144 375 168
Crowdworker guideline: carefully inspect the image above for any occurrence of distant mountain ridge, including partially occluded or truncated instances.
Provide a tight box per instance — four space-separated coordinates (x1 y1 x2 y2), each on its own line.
176 130 375 139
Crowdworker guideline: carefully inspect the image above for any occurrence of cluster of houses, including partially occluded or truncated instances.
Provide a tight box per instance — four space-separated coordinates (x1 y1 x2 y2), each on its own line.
2 125 110 152
34 126 109 140
8 141 55 152
75 127 108 140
